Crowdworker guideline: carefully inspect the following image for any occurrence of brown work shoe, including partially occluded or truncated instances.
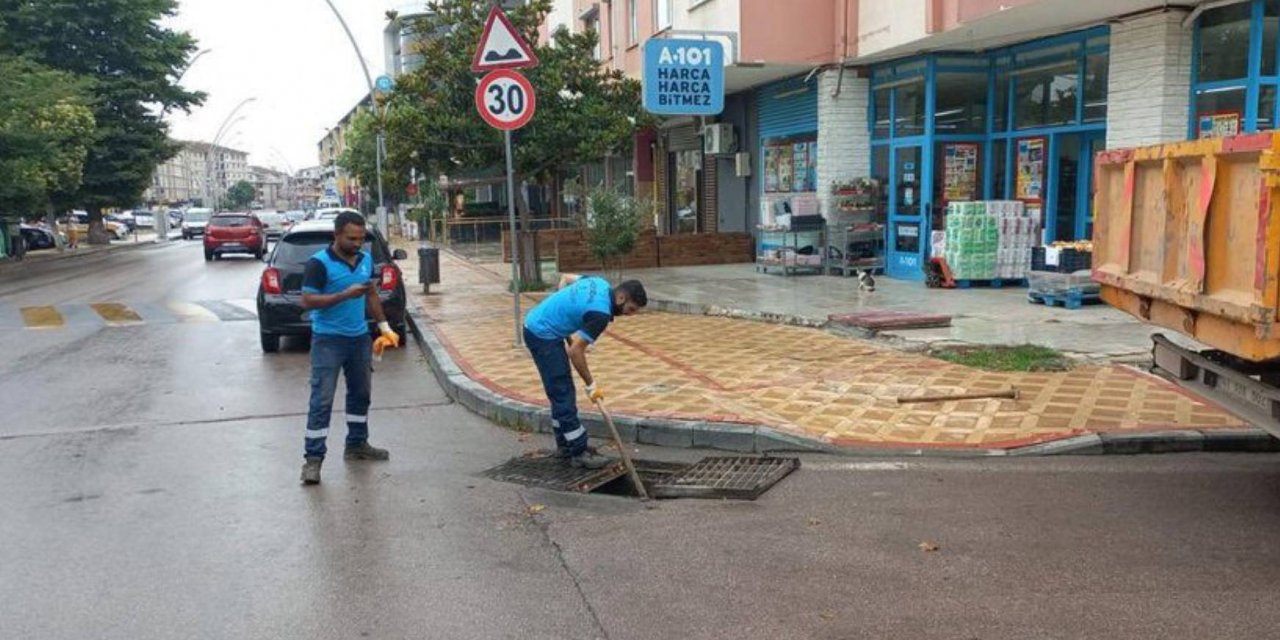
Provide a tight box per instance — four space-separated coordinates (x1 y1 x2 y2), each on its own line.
300 457 323 485
344 442 390 461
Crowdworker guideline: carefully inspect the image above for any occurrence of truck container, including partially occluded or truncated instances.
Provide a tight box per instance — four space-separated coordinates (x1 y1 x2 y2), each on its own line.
1094 132 1280 438
1094 132 1280 362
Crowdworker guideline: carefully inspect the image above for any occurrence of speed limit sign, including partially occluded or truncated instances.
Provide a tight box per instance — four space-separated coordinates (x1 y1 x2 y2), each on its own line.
475 69 536 131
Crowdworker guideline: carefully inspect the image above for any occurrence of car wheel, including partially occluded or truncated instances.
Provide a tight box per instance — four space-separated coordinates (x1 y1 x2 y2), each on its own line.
255 249 265 261
204 249 213 261
260 331 280 353
213 252 222 261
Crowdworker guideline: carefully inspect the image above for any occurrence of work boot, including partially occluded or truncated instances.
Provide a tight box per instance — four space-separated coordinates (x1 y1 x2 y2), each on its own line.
300 457 323 485
555 444 598 459
344 442 390 461
569 451 612 470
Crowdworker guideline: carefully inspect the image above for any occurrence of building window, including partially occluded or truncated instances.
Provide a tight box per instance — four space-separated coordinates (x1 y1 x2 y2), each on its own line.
1192 0 1280 136
628 0 638 44
894 81 926 137
1013 60 1078 130
584 16 601 60
655 0 672 30
933 72 987 134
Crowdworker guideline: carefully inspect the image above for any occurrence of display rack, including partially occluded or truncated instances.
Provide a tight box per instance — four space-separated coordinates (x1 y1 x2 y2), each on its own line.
755 228 826 276
825 223 886 276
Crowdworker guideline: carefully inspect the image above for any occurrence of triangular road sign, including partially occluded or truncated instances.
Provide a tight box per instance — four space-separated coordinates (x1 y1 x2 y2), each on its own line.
471 5 539 72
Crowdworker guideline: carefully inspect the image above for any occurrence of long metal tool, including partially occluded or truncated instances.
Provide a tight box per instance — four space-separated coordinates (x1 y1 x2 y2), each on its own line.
897 387 1020 404
594 398 649 500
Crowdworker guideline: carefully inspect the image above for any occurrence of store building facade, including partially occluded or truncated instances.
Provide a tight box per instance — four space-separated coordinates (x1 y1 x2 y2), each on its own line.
542 0 1280 279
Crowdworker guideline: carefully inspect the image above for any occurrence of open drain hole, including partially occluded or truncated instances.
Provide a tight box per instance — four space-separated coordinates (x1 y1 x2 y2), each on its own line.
483 455 800 501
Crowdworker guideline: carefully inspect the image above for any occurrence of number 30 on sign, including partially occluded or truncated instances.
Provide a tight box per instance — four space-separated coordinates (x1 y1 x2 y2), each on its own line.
475 69 536 131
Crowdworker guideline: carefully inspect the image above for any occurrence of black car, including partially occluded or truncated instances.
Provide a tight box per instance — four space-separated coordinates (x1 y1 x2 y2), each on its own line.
256 220 409 353
19 224 58 250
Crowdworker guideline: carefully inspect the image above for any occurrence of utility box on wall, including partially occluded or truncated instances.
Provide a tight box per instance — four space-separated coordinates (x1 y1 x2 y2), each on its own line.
734 152 751 177
703 123 736 155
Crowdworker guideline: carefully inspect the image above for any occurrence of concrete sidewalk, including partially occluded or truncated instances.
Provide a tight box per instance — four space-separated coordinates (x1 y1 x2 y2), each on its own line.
398 245 1261 456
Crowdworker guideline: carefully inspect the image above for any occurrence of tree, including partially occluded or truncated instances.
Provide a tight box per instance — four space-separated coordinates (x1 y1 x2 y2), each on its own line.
384 0 652 279
224 181 256 211
0 55 96 249
0 0 205 244
579 187 647 282
337 109 408 211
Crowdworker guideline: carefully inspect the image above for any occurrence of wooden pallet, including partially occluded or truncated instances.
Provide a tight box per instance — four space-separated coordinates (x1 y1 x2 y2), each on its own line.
1027 290 1102 310
953 277 1027 289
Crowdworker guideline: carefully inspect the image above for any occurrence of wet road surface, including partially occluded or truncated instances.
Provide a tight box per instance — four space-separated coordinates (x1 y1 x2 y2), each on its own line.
3 241 1280 639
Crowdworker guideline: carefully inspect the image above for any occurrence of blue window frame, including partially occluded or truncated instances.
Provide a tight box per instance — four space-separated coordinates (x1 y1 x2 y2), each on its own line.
1191 0 1280 137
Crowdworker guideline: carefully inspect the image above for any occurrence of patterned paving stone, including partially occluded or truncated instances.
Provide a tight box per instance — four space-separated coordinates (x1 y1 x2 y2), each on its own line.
414 251 1245 449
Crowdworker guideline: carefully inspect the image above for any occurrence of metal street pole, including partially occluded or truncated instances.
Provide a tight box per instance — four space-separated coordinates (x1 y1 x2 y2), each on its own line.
505 130 521 347
319 0 386 232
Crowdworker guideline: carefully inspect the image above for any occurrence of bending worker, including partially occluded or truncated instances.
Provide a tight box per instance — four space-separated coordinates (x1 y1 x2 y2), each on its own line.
523 274 648 469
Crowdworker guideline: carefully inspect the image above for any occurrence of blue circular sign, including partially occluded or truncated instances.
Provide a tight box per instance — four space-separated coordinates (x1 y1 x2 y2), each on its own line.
375 75 394 94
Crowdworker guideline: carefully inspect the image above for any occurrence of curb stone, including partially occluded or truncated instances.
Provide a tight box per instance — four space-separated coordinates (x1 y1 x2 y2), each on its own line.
407 298 1280 458
0 238 162 274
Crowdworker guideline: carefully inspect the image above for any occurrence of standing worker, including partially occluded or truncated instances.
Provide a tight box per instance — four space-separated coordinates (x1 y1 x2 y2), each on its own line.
298 211 400 485
523 274 648 469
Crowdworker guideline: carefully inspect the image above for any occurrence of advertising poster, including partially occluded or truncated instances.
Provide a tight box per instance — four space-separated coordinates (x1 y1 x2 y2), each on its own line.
1015 137 1045 201
764 145 781 192
1197 111 1241 139
792 143 809 192
805 141 819 191
777 144 795 193
943 143 979 202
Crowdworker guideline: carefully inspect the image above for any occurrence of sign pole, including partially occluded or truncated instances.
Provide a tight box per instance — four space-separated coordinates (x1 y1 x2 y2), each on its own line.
505 129 522 347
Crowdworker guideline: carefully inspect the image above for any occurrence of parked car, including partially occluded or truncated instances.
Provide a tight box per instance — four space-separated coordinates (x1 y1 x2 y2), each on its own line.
256 220 408 353
310 207 360 221
181 208 212 239
283 210 307 226
19 224 60 250
106 213 135 233
60 212 128 240
256 211 289 239
203 212 266 261
130 210 156 228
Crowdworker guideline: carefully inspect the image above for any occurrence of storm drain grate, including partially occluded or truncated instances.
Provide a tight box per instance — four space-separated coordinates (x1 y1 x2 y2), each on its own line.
650 456 800 500
483 455 627 493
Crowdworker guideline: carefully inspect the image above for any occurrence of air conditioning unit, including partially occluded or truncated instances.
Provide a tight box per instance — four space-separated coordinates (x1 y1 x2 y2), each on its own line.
734 152 751 178
703 123 737 155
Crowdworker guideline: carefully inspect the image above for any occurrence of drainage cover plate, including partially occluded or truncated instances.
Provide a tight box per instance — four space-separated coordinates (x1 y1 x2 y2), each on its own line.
650 456 800 500
483 455 627 493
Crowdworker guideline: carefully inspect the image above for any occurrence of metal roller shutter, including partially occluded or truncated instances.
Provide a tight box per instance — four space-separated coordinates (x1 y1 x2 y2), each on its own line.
757 76 818 140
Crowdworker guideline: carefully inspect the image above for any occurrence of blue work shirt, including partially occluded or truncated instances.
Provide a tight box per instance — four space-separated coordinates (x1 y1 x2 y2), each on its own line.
524 276 614 343
301 246 373 337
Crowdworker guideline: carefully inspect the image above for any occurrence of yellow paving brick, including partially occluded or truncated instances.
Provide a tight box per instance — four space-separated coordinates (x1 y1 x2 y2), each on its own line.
419 250 1247 449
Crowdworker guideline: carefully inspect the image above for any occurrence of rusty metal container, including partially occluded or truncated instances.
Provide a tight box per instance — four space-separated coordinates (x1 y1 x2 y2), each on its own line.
1094 133 1280 362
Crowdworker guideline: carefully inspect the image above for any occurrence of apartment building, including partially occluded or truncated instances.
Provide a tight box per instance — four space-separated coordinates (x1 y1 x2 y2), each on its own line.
553 0 1274 280
144 141 249 208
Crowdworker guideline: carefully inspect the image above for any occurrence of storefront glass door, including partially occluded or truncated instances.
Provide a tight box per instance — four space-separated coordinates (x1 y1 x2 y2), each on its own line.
887 145 925 279
1048 131 1104 242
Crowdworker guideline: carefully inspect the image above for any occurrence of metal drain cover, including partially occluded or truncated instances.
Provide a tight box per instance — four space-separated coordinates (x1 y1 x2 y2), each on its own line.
650 456 800 500
483 455 627 493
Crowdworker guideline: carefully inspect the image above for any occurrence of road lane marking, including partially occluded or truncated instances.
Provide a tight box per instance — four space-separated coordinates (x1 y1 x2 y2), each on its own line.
194 300 257 322
55 304 107 327
20 306 64 329
0 304 24 329
166 301 219 323
90 303 144 324
124 302 179 325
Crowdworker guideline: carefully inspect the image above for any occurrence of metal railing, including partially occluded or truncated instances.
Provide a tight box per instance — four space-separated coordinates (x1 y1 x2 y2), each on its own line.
428 216 579 263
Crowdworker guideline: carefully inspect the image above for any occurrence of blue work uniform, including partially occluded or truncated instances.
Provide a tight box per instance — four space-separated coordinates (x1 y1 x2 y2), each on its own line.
300 246 375 459
523 276 614 455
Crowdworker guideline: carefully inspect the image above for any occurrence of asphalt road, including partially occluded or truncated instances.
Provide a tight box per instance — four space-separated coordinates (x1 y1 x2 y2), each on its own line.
3 240 1280 639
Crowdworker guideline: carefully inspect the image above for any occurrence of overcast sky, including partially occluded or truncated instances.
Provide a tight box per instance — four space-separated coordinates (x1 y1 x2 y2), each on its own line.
164 0 395 174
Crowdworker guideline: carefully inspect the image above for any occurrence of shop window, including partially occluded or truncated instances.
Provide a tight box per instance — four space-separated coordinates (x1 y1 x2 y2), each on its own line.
1260 84 1277 131
1083 53 1108 123
1195 87 1246 137
874 88 891 139
894 81 926 137
934 142 982 206
872 146 890 212
1014 61 1078 129
992 139 1009 199
1266 1 1279 76
1198 3 1253 83
993 71 1010 132
934 72 987 134
761 134 819 227
672 150 700 233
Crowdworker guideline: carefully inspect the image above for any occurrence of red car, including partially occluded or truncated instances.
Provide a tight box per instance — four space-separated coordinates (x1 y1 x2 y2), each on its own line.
204 213 267 261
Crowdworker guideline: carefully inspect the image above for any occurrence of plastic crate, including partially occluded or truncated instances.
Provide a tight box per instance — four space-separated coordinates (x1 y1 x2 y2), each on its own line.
1032 247 1093 273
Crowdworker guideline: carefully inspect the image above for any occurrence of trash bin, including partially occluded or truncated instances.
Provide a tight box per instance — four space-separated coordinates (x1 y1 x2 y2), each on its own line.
418 245 440 294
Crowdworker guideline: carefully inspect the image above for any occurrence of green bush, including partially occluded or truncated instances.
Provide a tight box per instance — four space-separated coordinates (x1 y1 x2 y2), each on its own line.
580 187 649 281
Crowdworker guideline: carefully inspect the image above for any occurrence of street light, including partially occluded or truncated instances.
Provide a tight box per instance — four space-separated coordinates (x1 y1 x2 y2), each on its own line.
204 98 256 209
176 49 211 84
319 0 387 232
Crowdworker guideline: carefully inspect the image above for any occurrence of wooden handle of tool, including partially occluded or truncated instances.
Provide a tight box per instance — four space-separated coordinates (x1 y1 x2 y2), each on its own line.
897 388 1020 404
595 399 650 501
